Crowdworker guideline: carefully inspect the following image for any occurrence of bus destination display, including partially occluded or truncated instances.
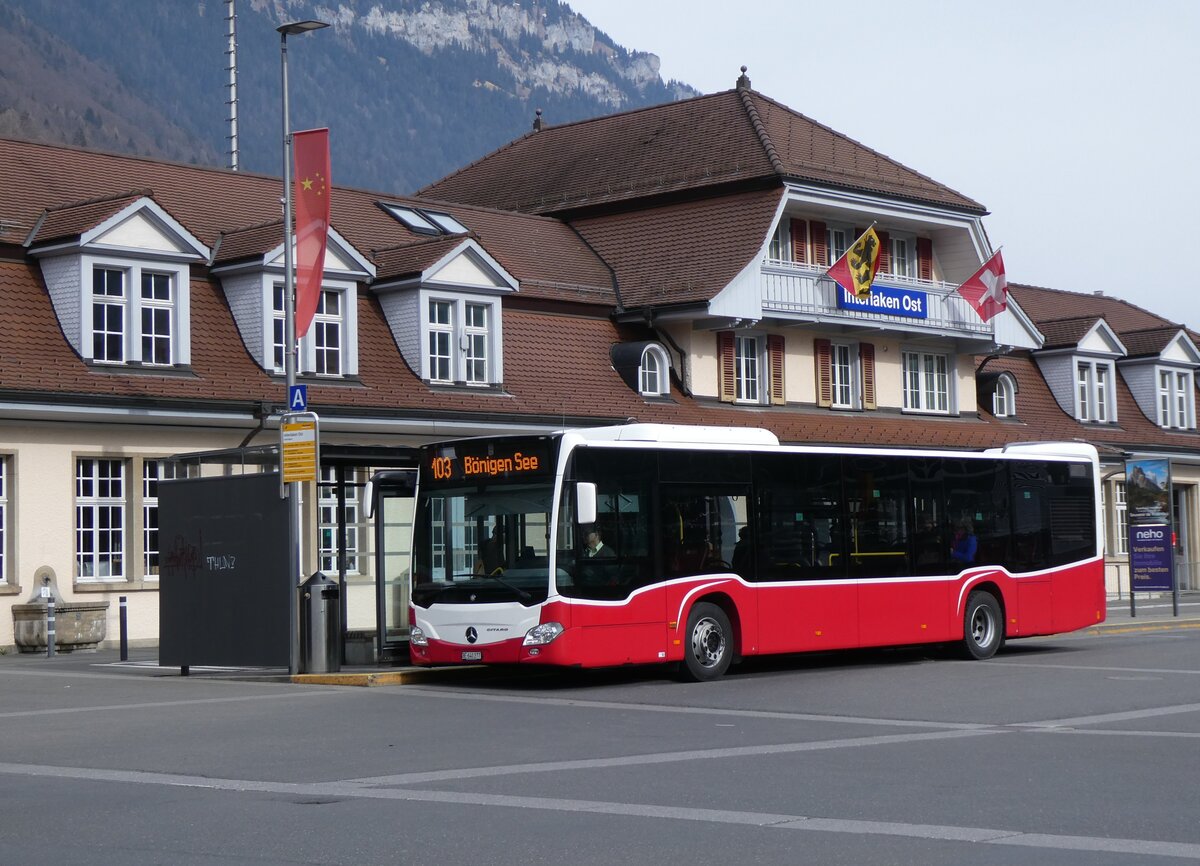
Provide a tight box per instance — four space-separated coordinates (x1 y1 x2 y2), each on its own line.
423 439 554 485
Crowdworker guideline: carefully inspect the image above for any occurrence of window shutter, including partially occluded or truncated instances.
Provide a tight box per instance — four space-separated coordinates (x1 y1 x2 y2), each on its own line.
717 330 736 403
811 221 828 267
789 219 808 264
860 342 877 410
917 237 933 281
814 338 832 408
877 231 890 273
767 334 786 405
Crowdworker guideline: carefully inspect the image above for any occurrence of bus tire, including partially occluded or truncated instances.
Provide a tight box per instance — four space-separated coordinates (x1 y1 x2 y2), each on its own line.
682 602 733 681
961 590 1003 660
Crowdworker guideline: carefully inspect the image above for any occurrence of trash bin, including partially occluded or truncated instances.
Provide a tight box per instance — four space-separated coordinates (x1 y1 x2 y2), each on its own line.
299 572 341 673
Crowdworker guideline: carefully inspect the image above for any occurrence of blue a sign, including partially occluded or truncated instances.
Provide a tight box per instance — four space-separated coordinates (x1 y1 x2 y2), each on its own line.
1129 524 1174 592
836 285 928 319
288 384 308 413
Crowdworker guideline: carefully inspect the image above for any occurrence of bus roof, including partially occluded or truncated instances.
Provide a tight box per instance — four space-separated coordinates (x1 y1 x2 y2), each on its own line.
568 424 780 447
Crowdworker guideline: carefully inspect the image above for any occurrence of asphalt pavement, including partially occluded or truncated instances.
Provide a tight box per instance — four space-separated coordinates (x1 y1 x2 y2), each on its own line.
3 592 1197 686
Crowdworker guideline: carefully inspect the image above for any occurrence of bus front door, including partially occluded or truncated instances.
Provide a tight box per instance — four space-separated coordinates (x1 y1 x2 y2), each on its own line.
367 470 417 660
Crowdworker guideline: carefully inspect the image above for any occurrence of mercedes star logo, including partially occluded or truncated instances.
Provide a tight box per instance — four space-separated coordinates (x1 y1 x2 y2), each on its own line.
465 627 478 644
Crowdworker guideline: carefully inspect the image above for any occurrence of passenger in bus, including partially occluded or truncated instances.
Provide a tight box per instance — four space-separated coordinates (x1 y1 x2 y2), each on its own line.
915 516 943 565
950 519 977 565
475 524 506 574
731 526 753 576
583 527 615 558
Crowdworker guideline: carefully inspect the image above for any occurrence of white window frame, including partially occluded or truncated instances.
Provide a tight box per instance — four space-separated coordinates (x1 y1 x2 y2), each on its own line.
827 225 850 262
463 302 490 385
1076 358 1116 423
902 350 951 414
421 293 502 386
312 289 343 376
734 334 763 404
888 234 913 278
993 373 1016 417
639 344 671 397
318 465 367 576
0 456 8 585
428 299 454 383
84 256 190 367
831 342 856 409
76 457 126 582
1157 367 1195 429
768 222 790 262
1113 481 1128 556
266 278 358 378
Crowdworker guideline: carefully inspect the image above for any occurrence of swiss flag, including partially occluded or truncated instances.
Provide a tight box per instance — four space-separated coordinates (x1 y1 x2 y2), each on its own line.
956 250 1007 322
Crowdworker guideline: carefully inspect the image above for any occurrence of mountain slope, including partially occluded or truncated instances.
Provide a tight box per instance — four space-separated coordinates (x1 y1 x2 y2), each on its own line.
0 0 696 193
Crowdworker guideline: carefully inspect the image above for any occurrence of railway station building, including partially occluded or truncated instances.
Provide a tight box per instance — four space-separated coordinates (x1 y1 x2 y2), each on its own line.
0 71 1195 653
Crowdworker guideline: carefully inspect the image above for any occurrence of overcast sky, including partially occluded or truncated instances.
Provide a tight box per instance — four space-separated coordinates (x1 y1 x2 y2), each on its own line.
567 0 1198 329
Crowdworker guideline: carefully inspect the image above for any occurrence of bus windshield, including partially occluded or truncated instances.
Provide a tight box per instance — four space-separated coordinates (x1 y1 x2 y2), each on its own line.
411 436 559 607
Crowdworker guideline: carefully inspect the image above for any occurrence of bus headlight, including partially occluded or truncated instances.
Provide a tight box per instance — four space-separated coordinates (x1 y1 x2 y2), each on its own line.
410 626 428 647
523 622 564 646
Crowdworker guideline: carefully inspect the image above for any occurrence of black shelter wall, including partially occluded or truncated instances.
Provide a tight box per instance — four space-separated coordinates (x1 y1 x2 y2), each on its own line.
158 473 289 667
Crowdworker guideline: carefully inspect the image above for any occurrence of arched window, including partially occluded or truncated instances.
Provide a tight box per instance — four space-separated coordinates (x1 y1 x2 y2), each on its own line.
639 345 670 396
993 373 1016 418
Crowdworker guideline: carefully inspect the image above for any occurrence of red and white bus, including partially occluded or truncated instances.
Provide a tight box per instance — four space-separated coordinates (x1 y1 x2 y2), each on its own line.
406 424 1104 680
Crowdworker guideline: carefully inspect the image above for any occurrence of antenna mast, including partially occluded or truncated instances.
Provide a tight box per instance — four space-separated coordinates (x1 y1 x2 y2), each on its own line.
225 0 240 170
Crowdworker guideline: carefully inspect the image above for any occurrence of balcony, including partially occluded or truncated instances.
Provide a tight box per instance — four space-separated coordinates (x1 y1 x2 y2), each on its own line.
760 259 993 338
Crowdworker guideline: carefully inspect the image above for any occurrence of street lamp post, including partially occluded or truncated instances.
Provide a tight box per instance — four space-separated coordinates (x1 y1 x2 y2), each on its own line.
279 19 327 675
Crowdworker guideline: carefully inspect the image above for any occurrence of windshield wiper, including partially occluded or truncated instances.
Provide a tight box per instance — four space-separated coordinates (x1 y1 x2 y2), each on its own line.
479 571 531 601
450 571 531 602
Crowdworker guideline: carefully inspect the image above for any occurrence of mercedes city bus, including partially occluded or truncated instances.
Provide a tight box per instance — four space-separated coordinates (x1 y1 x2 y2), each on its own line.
404 424 1103 680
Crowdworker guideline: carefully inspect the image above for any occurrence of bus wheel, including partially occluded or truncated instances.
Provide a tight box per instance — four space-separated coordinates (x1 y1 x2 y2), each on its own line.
961 590 1003 660
682 602 733 681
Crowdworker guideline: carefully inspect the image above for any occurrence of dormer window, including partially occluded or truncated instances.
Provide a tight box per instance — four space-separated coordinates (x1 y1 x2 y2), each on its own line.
639 344 670 396
27 196 207 371
1077 360 1115 423
270 281 357 377
425 297 494 385
1158 369 1195 429
87 259 187 367
992 373 1016 418
371 238 516 389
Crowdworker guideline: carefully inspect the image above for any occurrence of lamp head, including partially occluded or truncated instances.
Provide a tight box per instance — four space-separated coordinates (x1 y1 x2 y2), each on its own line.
278 20 329 36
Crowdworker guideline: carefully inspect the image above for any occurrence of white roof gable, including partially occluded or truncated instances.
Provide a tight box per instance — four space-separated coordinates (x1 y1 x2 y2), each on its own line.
82 197 209 260
425 240 517 291
1161 331 1200 366
1078 319 1126 356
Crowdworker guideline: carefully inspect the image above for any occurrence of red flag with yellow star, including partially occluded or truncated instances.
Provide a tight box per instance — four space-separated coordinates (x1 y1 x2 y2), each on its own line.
293 128 330 338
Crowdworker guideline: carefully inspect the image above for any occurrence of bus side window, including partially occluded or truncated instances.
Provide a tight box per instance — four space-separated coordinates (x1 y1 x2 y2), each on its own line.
753 452 845 581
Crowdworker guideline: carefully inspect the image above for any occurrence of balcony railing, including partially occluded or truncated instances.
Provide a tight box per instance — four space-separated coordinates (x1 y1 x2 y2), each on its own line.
761 259 992 336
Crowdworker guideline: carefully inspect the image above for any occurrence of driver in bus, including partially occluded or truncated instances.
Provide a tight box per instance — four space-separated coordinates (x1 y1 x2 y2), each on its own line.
475 524 506 574
583 527 615 558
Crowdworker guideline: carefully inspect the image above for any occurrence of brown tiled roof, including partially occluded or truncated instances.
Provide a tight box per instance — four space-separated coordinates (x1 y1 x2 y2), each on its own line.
977 352 1200 452
573 187 784 308
1119 326 1182 359
1036 316 1103 349
0 137 614 303
213 221 285 264
373 237 467 282
27 191 149 246
419 89 985 216
1010 283 1176 333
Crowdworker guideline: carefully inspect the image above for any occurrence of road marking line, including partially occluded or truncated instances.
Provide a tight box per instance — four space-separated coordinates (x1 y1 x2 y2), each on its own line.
342 729 998 786
1016 702 1200 729
0 691 339 719
0 761 1196 859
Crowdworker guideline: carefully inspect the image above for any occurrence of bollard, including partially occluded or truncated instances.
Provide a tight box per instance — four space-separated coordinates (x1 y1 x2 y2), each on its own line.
119 595 128 661
46 600 56 658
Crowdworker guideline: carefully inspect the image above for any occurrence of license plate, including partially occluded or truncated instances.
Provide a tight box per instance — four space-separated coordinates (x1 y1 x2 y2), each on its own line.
461 651 482 661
